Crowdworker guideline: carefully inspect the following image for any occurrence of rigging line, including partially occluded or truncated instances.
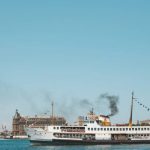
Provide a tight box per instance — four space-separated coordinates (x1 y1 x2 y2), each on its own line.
134 99 150 111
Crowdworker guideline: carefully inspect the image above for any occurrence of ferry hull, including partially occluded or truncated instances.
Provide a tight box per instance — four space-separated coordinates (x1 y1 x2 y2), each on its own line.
30 139 150 146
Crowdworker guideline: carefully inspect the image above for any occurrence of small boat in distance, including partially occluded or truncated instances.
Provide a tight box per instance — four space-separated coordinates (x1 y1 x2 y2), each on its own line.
25 93 150 145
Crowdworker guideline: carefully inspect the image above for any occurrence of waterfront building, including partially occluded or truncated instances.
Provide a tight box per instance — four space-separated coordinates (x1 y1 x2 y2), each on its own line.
12 110 66 136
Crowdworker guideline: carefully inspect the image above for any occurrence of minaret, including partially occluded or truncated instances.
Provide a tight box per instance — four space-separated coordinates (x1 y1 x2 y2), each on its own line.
129 92 134 127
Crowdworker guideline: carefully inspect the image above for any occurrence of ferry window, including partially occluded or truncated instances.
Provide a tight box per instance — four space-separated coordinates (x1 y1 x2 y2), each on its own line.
88 128 90 131
120 128 122 131
107 128 109 131
147 128 149 130
101 128 103 131
135 128 137 131
116 128 118 131
94 128 96 131
91 128 93 131
132 128 134 131
123 128 125 131
113 128 115 131
138 128 140 131
110 128 112 131
126 128 128 131
144 128 146 130
53 127 55 129
57 127 59 130
98 128 100 131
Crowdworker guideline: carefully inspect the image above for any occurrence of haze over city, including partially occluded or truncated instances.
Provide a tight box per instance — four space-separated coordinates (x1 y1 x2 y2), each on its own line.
0 0 150 130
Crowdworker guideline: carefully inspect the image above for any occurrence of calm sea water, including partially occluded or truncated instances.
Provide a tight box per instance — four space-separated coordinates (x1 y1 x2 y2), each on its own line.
0 139 150 150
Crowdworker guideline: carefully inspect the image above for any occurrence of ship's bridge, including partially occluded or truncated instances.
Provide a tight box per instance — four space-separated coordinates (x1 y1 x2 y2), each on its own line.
75 111 111 126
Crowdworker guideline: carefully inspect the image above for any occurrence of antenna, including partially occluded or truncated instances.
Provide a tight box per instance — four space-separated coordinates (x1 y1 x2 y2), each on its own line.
51 101 54 118
129 92 134 127
92 107 94 115
51 101 54 125
90 107 94 115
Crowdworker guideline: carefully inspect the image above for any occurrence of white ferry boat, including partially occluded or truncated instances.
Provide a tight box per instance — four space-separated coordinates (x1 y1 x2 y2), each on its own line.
25 93 150 145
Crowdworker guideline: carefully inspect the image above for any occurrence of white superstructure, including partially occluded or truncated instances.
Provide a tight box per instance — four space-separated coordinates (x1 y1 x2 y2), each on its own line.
25 112 150 145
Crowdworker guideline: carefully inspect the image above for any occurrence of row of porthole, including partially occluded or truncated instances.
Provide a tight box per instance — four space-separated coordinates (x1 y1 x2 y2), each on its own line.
129 134 150 137
53 127 59 130
88 127 150 131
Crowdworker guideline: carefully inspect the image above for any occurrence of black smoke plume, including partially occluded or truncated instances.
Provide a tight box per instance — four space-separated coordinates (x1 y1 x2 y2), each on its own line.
79 99 92 107
100 93 119 116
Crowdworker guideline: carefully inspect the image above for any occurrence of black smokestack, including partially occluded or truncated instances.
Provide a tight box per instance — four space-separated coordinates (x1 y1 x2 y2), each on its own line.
100 93 119 116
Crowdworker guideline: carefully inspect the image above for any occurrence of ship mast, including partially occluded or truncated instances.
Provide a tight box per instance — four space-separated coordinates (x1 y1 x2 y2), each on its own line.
129 92 134 127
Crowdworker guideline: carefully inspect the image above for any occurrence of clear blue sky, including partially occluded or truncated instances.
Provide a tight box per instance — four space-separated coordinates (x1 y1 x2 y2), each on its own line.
0 0 150 130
